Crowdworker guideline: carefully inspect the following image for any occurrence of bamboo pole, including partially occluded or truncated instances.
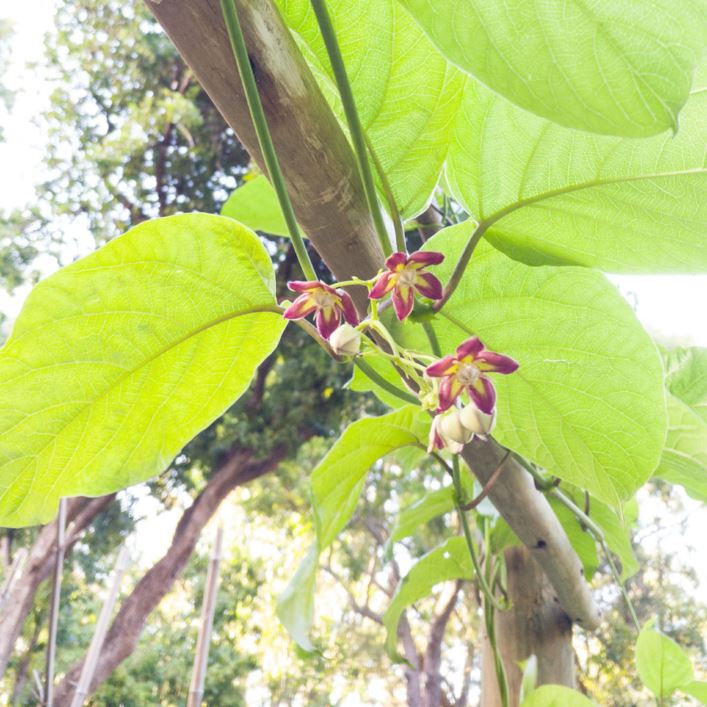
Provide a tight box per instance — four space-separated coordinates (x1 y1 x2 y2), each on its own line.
69 544 130 707
187 526 225 707
44 498 67 707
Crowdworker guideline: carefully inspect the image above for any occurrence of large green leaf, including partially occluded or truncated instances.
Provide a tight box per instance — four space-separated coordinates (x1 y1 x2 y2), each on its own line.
655 397 707 503
400 0 707 137
312 405 428 547
636 622 695 699
383 536 472 659
446 70 707 273
664 346 707 423
221 175 291 238
654 347 707 501
0 214 285 527
275 543 318 652
521 685 594 707
394 222 666 506
277 0 465 217
279 406 427 650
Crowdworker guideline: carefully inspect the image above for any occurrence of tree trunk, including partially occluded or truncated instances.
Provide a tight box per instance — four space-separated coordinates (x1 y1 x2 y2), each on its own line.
481 547 575 707
145 0 600 635
53 445 287 705
0 495 115 678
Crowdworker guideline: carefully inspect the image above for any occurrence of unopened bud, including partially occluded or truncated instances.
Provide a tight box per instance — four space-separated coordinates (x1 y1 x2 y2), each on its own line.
459 403 495 437
439 409 474 446
329 324 361 357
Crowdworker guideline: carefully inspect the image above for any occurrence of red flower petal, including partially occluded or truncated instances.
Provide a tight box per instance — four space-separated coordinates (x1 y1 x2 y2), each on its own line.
475 351 519 375
368 271 396 300
438 376 464 412
338 289 360 326
315 307 340 340
282 294 317 320
426 355 457 378
384 252 408 271
408 250 444 268
392 285 415 320
414 271 443 300
288 280 322 294
468 376 496 415
456 336 484 361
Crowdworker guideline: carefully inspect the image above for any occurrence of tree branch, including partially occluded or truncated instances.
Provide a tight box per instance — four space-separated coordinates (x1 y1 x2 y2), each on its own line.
145 0 600 631
53 444 288 705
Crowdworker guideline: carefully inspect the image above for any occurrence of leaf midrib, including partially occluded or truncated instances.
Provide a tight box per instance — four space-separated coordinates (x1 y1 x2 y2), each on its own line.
0 304 283 515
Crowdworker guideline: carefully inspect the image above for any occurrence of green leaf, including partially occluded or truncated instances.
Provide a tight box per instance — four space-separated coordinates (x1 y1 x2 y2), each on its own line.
0 214 285 527
400 0 706 137
683 680 707 703
348 354 408 408
520 684 594 706
221 175 291 238
549 499 599 580
277 0 466 217
388 485 455 544
383 536 471 659
446 71 707 273
490 517 521 554
590 497 639 581
276 543 319 653
394 222 667 506
655 395 707 503
664 347 707 423
636 622 695 699
312 405 428 548
279 406 428 650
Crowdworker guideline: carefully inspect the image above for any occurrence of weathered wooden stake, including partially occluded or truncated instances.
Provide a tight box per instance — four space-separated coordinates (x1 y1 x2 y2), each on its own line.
69 544 130 707
44 498 67 707
187 525 225 707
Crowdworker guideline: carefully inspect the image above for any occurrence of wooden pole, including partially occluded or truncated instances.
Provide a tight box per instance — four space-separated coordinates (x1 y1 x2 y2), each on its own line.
69 544 130 707
187 526 225 707
44 498 67 707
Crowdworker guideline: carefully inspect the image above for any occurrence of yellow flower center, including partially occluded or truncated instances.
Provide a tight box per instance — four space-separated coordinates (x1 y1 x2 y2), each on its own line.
312 288 338 309
455 361 480 386
397 266 418 288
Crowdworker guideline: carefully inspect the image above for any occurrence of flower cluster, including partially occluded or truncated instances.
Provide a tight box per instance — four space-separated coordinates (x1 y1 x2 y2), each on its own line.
282 280 358 339
426 336 518 453
280 253 518 457
368 251 444 320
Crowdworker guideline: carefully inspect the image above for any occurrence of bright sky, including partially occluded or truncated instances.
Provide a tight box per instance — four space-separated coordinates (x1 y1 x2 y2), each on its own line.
1 0 705 597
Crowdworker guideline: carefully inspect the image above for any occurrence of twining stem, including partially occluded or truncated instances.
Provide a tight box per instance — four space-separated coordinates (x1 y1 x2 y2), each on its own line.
520 459 641 632
364 133 405 253
451 457 507 613
309 0 392 257
434 221 486 312
353 359 419 405
220 0 317 281
482 517 510 707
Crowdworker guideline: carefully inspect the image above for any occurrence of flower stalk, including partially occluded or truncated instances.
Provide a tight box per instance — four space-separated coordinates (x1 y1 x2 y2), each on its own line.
220 0 317 281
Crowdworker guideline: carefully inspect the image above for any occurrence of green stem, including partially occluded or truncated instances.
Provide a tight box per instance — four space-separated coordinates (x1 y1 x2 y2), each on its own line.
522 462 641 633
220 0 317 281
309 0 391 257
353 358 419 405
422 321 441 357
364 133 405 253
451 457 507 613
433 221 485 312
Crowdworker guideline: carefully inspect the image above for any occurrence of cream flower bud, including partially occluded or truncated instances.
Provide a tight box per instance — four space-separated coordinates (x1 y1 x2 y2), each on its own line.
459 403 495 437
436 409 474 454
329 324 361 357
